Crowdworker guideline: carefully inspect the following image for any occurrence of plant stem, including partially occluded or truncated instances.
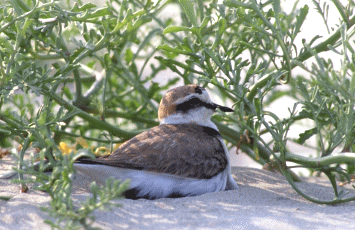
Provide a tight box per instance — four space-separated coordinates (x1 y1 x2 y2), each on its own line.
331 0 351 28
272 152 355 168
295 13 355 64
84 106 159 126
18 136 31 192
0 1 57 33
55 130 124 143
42 87 140 139
214 119 272 162
281 167 355 204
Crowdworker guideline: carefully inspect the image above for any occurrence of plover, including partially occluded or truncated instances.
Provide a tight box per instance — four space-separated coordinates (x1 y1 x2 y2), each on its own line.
74 84 238 199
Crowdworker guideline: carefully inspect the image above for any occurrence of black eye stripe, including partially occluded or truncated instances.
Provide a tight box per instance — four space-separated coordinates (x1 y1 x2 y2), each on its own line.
176 97 215 113
194 86 204 94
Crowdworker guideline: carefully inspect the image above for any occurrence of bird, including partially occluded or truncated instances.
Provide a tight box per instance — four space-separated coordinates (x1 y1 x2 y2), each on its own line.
74 84 238 199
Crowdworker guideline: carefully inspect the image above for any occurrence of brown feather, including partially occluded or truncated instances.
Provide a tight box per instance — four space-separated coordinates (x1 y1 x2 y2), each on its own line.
87 124 227 179
158 85 201 120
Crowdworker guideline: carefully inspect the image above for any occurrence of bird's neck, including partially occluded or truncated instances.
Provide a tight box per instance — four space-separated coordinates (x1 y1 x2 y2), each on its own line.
159 108 218 131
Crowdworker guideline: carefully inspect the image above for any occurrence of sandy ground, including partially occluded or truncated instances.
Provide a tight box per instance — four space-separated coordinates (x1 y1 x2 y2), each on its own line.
1 153 355 230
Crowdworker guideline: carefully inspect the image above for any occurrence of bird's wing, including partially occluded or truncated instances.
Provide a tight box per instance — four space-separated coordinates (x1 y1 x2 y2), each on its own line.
77 124 227 179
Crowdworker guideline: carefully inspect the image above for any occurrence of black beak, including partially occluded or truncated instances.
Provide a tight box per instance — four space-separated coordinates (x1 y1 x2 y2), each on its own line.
212 103 234 112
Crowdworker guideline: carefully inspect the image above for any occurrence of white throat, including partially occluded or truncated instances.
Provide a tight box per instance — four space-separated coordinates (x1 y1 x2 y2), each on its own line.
159 107 218 130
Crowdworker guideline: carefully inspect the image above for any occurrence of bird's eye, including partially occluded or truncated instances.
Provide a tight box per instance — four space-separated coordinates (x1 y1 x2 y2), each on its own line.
194 87 204 94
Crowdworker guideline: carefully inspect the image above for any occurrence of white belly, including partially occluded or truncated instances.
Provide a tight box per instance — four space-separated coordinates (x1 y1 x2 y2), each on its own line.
74 163 234 199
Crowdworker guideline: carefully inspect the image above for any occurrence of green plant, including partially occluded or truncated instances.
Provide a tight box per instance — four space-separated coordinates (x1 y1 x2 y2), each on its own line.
1 1 355 225
0 0 170 228
157 0 355 204
13 143 129 229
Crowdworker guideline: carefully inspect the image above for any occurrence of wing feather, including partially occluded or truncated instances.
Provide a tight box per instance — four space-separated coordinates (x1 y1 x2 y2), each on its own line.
78 124 227 179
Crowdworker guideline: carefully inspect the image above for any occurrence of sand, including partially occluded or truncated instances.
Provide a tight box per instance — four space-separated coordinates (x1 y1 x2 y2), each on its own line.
1 159 355 230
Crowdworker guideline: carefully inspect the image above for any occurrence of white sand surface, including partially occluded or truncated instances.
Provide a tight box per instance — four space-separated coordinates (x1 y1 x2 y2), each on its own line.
1 156 355 230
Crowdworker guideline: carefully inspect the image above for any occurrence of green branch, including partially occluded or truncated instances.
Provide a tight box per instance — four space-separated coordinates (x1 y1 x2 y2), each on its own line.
281 168 355 205
214 119 273 163
225 0 292 82
54 130 124 143
225 0 355 100
331 0 351 28
0 1 57 33
246 12 355 102
295 13 355 64
82 70 105 100
0 114 26 138
84 107 159 126
42 88 140 139
272 152 355 168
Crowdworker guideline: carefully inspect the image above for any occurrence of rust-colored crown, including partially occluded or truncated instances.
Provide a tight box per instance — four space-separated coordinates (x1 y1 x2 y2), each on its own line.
158 84 203 120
